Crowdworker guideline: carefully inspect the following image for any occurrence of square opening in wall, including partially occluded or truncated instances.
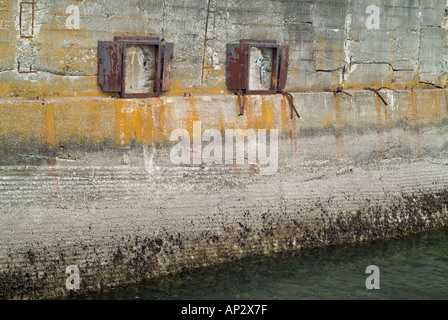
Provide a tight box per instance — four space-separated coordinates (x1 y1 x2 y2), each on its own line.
98 37 174 98
226 40 285 95
121 39 161 98
249 46 275 91
226 39 293 116
124 44 156 94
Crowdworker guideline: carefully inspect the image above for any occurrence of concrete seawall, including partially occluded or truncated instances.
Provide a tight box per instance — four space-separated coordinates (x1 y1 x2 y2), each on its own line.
1 89 447 299
1 0 448 299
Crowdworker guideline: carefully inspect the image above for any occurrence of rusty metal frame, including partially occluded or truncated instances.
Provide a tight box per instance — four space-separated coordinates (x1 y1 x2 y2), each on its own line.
243 41 281 95
226 40 298 118
364 87 388 106
19 1 35 38
116 37 162 98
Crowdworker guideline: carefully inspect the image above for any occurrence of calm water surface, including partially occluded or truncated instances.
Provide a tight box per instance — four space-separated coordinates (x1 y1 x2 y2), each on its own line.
81 229 448 300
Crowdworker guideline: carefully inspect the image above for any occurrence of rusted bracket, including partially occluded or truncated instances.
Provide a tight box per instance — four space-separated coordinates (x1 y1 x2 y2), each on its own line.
364 87 388 106
235 90 300 119
420 81 443 89
324 87 352 97
278 90 300 119
236 90 246 116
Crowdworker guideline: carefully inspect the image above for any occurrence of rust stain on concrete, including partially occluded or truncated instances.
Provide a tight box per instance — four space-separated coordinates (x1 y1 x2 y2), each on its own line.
374 93 385 155
333 94 344 158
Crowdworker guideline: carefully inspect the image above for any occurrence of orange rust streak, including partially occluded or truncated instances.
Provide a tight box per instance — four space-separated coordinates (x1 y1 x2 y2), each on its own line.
115 100 131 146
260 96 272 131
131 106 143 143
374 94 383 126
219 109 225 133
408 90 419 122
153 98 170 143
245 96 256 129
429 90 441 123
408 90 422 157
177 97 201 139
141 103 154 145
333 95 344 158
280 96 289 125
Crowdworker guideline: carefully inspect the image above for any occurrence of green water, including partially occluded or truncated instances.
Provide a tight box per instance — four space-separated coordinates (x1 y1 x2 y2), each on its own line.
83 229 448 300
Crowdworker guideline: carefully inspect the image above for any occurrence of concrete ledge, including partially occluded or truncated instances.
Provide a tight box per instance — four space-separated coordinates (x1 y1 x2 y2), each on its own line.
0 89 447 162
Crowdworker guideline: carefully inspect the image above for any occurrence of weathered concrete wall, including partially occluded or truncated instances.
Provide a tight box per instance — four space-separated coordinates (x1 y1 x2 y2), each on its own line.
1 0 448 299
1 89 448 299
0 0 448 97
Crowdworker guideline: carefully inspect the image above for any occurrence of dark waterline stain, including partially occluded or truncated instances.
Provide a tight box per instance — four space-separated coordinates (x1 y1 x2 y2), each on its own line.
71 229 448 300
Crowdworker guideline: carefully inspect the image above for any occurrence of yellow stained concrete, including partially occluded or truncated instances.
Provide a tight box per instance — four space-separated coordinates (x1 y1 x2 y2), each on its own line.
0 89 446 151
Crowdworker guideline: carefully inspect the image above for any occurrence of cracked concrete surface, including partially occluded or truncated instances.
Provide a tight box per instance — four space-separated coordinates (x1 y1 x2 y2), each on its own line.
0 0 448 96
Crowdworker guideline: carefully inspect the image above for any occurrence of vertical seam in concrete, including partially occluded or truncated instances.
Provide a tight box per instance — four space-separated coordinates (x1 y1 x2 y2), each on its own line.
342 10 353 87
417 0 423 81
162 0 167 40
201 0 212 85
